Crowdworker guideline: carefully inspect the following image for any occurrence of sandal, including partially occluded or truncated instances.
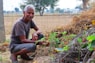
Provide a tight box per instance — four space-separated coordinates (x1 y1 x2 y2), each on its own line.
10 54 18 63
20 52 36 60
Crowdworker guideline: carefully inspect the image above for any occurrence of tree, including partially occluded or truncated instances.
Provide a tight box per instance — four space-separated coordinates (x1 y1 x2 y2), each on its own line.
55 8 61 13
78 0 89 10
20 0 59 16
14 7 20 12
82 0 89 10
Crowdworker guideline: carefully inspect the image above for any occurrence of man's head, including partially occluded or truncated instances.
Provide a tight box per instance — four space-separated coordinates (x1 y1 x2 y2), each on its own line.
23 5 35 21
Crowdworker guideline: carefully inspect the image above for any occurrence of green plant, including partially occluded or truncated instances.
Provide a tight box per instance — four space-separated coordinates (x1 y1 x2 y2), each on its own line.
63 45 69 51
48 32 60 47
77 37 82 43
86 33 95 51
61 31 67 35
35 37 45 44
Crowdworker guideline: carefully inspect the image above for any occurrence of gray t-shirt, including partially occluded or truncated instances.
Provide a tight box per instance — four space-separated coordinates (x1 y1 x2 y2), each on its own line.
10 18 37 46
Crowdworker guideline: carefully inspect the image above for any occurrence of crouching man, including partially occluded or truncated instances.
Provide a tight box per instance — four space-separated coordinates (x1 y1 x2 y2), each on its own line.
9 5 44 63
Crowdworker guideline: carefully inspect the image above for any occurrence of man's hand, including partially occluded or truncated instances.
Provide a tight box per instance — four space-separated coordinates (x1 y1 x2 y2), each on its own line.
32 33 38 41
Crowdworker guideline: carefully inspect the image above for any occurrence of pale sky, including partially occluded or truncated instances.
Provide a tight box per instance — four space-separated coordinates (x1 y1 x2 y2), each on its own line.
3 0 82 11
57 0 82 9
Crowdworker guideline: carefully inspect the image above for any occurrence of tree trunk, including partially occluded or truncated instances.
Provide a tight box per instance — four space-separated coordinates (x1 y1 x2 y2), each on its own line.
39 11 43 16
39 7 45 16
82 0 89 10
0 0 5 42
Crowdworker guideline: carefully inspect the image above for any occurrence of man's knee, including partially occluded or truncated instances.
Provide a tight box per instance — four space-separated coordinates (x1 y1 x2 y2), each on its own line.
27 44 36 52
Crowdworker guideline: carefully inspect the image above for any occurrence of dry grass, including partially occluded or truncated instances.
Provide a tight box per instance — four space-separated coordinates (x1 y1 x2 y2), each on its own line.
4 14 74 39
3 14 74 63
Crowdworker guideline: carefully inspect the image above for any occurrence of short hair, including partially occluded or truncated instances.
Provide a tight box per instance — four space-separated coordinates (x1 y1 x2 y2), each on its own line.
23 4 35 12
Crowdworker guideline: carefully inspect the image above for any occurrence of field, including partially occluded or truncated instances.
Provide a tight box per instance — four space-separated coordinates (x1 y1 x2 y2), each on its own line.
2 14 74 63
3 13 95 63
4 14 74 39
2 8 95 63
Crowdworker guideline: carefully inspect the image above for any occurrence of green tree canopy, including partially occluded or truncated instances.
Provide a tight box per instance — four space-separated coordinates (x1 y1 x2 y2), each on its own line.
20 0 59 16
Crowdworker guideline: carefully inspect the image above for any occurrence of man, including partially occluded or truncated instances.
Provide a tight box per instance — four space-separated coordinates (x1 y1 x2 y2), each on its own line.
9 5 44 63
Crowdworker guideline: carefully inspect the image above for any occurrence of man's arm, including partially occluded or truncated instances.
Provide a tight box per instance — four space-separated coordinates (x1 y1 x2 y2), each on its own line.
33 26 39 31
19 35 36 43
30 21 38 31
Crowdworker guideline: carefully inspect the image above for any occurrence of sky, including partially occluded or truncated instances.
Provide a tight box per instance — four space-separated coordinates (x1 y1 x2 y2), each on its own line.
3 0 22 11
57 0 82 9
3 0 82 11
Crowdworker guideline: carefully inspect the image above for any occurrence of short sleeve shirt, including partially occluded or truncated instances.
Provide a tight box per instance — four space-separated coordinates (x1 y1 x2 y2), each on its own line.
10 18 37 45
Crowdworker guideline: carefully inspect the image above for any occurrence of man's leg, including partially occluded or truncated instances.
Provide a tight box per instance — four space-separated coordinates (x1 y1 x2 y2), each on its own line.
11 43 36 62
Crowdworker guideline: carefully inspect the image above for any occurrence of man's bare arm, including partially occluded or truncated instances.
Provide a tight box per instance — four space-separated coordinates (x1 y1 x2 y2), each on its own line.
19 35 35 43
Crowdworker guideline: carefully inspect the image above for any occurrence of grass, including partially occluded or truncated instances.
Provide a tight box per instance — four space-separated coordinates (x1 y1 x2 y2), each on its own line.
4 14 73 38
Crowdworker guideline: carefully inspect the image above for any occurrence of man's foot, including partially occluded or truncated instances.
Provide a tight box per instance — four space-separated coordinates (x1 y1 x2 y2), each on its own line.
27 52 37 59
20 53 35 60
10 54 18 63
12 61 18 63
20 52 36 60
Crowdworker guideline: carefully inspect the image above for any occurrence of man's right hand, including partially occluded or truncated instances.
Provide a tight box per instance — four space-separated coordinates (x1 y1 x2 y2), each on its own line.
32 33 38 41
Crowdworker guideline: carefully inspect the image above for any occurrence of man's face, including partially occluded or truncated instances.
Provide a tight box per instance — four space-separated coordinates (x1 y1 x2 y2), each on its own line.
23 8 34 21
